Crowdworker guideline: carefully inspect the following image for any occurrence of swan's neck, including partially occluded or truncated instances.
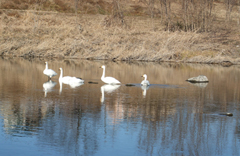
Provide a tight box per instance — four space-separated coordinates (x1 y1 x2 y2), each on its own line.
45 63 48 70
144 75 147 81
101 67 105 79
59 70 63 79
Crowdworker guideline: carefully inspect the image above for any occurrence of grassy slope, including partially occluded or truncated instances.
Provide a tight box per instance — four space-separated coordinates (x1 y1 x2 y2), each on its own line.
0 0 240 65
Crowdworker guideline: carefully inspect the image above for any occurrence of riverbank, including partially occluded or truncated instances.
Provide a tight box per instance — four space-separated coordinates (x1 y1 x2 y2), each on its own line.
1 9 240 65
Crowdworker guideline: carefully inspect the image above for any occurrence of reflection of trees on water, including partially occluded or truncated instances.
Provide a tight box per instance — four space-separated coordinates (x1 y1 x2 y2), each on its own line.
1 98 49 136
103 86 240 156
1 84 240 155
0 95 102 155
1 59 240 155
38 105 101 156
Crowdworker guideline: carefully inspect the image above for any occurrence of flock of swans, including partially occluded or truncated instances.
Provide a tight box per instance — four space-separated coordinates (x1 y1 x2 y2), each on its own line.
43 62 150 97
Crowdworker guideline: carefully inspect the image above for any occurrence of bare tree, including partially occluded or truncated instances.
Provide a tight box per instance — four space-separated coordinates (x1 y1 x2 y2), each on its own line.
238 0 240 25
225 0 237 21
179 0 214 32
112 0 124 24
140 0 156 18
225 0 232 21
157 0 172 31
104 0 126 27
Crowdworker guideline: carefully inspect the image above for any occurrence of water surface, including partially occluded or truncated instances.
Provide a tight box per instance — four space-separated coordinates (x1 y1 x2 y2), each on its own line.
0 58 240 156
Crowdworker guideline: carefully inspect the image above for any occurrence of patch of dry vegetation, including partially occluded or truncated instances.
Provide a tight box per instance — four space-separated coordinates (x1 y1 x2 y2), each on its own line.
0 0 240 64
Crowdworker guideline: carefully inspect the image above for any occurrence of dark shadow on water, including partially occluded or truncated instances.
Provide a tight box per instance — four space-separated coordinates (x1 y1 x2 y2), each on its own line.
125 83 180 88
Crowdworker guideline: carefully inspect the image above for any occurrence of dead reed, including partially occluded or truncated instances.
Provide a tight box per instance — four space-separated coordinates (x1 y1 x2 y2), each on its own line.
0 8 240 64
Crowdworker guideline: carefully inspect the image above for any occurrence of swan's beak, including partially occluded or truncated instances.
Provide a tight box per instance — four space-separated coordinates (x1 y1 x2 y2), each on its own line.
100 66 102 68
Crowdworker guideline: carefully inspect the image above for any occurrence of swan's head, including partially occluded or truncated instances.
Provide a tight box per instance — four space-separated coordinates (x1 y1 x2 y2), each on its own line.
100 65 105 69
59 68 63 71
141 74 147 78
45 62 48 64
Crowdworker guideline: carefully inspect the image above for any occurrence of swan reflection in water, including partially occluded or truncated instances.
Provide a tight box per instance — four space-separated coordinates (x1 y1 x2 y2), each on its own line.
68 82 84 88
141 85 149 98
59 81 84 94
43 80 57 97
101 84 121 103
58 67 84 94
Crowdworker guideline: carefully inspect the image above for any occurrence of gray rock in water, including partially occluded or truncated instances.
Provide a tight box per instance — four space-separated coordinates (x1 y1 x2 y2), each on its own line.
186 75 209 83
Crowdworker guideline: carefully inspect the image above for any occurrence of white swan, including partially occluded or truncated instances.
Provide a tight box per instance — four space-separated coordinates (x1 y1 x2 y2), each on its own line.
59 68 84 84
43 62 57 80
141 74 150 86
100 65 121 84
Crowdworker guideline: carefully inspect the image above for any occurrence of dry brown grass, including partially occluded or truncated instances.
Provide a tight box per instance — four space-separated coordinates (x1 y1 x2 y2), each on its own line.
0 1 240 64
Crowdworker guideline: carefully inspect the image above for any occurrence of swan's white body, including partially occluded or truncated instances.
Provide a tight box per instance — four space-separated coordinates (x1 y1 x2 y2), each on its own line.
43 80 57 97
100 65 121 84
141 74 150 86
43 62 57 79
59 68 84 85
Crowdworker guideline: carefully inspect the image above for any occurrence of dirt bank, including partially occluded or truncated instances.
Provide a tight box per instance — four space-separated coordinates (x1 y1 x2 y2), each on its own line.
0 9 240 65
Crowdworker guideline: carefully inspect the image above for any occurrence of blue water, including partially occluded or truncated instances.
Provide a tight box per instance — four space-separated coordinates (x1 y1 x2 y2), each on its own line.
0 59 240 156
